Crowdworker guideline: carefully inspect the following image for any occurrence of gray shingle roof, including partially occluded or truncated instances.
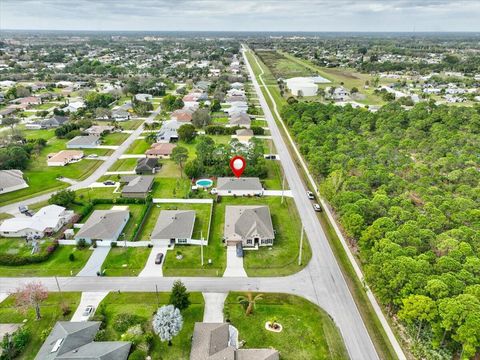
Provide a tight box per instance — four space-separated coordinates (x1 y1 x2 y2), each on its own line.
216 177 262 192
190 323 278 360
75 210 129 240
0 170 27 190
67 135 100 147
121 175 154 194
35 322 130 360
224 206 274 242
228 113 251 126
151 210 196 240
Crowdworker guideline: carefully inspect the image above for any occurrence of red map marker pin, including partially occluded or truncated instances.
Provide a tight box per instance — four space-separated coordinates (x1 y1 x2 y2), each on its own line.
230 156 246 178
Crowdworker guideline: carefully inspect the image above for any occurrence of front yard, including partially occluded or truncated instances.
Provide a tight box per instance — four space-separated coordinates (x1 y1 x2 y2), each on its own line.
102 132 129 145
97 292 204 360
224 292 348 360
0 292 81 360
101 247 150 276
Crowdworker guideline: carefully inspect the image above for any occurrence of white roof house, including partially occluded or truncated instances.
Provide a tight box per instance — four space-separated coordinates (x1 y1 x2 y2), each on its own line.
0 205 74 238
0 170 28 195
64 101 85 113
285 77 318 97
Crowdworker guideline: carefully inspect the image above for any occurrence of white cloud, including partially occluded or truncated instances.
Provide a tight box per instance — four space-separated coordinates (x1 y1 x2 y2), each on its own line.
1 0 479 31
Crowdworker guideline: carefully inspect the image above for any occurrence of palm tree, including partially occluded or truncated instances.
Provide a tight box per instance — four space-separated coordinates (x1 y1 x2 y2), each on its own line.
237 292 263 316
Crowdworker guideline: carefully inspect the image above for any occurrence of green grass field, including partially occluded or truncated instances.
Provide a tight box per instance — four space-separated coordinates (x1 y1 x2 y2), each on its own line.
125 139 150 154
101 247 150 276
0 133 104 206
97 292 204 359
108 158 138 172
102 132 129 145
0 244 92 276
151 177 191 198
120 119 144 130
0 292 81 360
225 292 348 360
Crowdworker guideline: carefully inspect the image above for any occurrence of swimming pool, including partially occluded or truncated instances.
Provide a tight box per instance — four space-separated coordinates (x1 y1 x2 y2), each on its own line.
196 179 213 188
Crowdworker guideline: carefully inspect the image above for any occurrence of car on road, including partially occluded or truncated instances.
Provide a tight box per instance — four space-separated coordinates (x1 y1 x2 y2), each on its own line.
307 191 315 200
155 253 164 264
103 180 115 185
82 305 95 317
313 203 322 212
264 154 277 160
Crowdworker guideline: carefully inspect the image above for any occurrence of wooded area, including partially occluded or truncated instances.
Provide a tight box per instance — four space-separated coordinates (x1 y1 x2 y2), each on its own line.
281 101 480 359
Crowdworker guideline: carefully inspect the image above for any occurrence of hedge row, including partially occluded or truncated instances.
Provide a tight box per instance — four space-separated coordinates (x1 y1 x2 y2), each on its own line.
0 240 59 266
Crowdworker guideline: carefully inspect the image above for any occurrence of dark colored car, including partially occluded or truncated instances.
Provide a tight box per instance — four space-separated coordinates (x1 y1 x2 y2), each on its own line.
155 253 164 264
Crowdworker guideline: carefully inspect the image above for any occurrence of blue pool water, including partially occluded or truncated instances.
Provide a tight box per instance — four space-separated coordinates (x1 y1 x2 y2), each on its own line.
196 179 213 188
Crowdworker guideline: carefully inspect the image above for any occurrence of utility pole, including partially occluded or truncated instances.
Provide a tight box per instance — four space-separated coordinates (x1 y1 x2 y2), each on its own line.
298 225 304 266
155 284 159 307
200 231 204 266
55 276 64 306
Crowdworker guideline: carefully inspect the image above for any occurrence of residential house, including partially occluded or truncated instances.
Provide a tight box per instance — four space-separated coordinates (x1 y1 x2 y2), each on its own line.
63 101 85 113
135 93 153 102
171 109 193 123
235 129 254 144
136 157 159 174
285 77 318 96
0 170 28 194
156 120 181 143
67 135 101 149
230 82 244 90
47 150 84 166
112 108 131 121
75 209 129 244
10 96 42 107
121 175 154 198
224 205 275 247
145 143 176 159
225 103 248 115
151 210 197 245
214 177 263 196
0 205 74 238
228 113 251 128
27 115 69 130
328 86 350 101
35 322 130 360
191 322 279 360
85 125 114 136
0 107 17 119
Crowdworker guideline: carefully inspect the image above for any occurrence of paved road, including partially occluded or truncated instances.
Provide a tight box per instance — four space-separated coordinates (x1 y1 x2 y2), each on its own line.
242 47 379 359
0 107 161 215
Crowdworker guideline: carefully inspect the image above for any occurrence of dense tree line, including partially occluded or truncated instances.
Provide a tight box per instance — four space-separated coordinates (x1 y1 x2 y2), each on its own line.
184 136 268 179
281 102 480 359
0 138 47 170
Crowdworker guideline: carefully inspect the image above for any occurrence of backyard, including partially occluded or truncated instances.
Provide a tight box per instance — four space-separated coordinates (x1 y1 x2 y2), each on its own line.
224 292 348 360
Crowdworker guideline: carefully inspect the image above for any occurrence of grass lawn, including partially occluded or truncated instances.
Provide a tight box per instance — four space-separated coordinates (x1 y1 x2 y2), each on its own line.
263 159 283 190
102 132 129 145
97 292 204 360
81 204 147 241
120 119 144 130
33 102 56 110
101 247 150 276
125 139 150 154
224 292 348 360
108 158 138 172
151 177 191 198
0 292 81 360
0 243 92 276
0 134 103 206
219 197 311 277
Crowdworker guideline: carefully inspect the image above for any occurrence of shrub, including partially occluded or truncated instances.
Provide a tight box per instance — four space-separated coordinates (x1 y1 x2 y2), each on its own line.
94 329 107 341
0 241 58 266
68 253 75 262
110 242 117 248
128 350 147 360
113 313 145 333
76 239 87 249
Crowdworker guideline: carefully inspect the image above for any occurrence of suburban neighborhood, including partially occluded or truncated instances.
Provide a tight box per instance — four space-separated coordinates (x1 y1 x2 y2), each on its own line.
0 2 479 360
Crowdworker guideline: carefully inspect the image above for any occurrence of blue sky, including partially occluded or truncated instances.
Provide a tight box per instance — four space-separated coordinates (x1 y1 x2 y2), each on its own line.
1 0 479 32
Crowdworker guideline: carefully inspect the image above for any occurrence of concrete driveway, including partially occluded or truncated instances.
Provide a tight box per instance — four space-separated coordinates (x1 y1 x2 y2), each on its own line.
77 247 110 277
223 246 247 277
70 292 109 322
138 246 168 277
203 293 227 323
